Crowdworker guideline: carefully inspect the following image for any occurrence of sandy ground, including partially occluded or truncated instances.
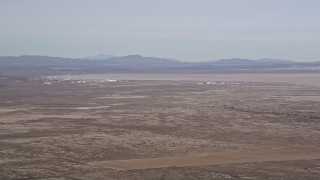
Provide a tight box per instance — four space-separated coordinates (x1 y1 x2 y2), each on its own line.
0 73 320 179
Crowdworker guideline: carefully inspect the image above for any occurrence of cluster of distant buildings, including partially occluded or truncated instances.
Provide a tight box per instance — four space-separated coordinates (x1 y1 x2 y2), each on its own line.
198 81 241 86
40 76 119 86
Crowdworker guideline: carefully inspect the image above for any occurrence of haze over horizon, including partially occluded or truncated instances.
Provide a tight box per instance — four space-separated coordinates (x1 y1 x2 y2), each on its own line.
1 0 320 62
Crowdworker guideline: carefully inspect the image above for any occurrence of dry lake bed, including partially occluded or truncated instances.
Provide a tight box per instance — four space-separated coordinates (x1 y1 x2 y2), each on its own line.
1 73 320 179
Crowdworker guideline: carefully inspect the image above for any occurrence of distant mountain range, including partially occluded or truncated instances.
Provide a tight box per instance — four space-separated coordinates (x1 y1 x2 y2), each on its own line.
85 54 114 60
82 55 314 66
0 55 184 67
0 55 320 75
206 58 294 65
93 55 182 65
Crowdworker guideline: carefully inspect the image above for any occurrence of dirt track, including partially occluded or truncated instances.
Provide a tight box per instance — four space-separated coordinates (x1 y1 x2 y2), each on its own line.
93 149 320 170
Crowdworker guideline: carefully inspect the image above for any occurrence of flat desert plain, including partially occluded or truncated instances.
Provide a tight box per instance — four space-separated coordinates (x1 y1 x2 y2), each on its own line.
1 73 320 179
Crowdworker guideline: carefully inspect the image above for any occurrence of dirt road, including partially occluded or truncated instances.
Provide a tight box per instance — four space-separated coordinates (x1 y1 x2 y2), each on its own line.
93 149 320 170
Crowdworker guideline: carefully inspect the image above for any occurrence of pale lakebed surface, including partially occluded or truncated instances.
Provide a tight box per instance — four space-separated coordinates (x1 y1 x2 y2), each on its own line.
54 73 320 86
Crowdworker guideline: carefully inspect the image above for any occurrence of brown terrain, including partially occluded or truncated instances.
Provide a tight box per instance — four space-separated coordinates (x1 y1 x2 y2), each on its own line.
0 73 320 179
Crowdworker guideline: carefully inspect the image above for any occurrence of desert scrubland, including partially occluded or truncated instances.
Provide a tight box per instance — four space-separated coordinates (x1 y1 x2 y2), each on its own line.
0 73 320 179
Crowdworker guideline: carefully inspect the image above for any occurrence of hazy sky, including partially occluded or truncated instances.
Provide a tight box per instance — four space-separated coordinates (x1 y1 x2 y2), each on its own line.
1 0 319 61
